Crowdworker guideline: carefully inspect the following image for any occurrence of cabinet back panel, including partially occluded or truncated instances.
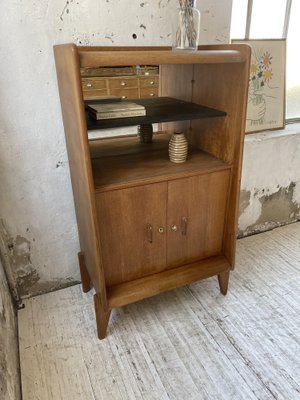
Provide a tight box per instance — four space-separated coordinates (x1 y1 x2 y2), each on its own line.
160 64 193 133
190 63 246 164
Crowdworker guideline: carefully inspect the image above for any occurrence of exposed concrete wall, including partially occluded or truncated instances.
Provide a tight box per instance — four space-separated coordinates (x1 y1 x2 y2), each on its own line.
0 259 21 400
0 0 232 299
238 124 300 237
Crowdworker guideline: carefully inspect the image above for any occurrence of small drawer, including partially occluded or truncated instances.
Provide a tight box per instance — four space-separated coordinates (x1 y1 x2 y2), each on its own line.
82 78 107 91
110 88 139 99
140 76 159 88
140 88 159 98
108 77 138 89
83 88 108 98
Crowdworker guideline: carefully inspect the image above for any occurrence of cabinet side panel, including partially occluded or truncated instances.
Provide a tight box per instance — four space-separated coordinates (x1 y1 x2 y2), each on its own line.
53 44 107 303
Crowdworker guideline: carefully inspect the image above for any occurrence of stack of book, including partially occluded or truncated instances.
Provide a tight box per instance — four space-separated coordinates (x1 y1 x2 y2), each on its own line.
87 99 146 120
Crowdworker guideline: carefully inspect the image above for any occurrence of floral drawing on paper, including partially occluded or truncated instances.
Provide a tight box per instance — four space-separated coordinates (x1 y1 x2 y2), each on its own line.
248 49 277 128
241 40 286 133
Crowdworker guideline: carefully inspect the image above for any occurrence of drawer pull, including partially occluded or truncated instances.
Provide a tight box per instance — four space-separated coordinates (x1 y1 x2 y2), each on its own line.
86 83 92 87
150 93 155 97
121 95 127 99
150 81 154 85
181 217 188 236
147 224 153 243
121 82 127 87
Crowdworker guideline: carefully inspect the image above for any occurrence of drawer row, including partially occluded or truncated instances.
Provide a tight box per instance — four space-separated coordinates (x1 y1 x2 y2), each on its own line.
82 75 159 99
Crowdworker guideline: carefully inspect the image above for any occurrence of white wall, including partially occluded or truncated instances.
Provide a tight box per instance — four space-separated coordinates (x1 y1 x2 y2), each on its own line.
0 0 233 298
239 124 300 237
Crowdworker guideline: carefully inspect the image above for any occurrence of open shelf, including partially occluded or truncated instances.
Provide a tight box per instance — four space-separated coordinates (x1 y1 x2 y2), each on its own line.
86 97 226 130
107 255 231 308
90 134 231 192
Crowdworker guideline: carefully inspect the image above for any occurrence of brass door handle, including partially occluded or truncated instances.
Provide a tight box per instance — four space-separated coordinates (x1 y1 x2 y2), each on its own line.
181 217 188 236
147 224 153 243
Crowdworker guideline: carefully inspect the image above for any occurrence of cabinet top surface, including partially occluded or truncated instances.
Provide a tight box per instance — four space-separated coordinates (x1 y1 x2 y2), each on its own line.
69 44 251 68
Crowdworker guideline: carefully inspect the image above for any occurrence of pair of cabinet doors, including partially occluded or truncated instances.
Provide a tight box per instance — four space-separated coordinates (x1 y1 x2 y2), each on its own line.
96 170 230 287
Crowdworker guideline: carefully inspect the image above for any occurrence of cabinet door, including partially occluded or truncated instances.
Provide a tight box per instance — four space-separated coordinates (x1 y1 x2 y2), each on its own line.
96 183 167 287
167 170 230 268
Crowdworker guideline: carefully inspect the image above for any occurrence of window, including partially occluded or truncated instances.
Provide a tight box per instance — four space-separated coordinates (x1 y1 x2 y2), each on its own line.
230 0 300 122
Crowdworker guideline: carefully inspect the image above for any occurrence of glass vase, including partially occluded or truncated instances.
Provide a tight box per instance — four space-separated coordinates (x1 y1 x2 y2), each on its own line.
173 0 200 50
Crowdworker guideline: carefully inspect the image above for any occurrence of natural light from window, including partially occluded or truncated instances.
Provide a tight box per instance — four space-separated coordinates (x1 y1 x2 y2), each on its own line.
250 0 286 38
230 0 248 39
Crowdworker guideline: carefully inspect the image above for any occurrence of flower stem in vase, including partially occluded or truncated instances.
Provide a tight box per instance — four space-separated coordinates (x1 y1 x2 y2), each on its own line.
175 0 200 50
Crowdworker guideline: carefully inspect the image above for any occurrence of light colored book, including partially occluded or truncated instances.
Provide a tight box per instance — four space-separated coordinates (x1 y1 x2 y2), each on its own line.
87 101 146 120
84 95 121 102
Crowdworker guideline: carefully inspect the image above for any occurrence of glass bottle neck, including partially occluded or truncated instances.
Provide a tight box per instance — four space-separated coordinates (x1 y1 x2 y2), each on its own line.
179 0 196 7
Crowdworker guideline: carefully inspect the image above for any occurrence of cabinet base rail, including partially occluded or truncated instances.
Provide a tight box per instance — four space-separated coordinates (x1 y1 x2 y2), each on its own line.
79 253 231 339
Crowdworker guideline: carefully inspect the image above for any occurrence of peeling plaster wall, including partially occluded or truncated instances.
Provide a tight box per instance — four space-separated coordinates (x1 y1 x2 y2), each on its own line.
238 124 300 237
0 0 232 299
0 259 21 400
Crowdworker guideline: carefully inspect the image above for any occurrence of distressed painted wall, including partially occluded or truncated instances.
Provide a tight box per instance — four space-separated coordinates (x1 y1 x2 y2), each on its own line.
238 125 300 237
0 259 21 400
0 0 233 299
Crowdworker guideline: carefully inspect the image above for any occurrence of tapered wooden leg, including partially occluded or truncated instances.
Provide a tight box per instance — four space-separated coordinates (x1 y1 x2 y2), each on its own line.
94 293 111 339
78 252 91 293
218 270 230 295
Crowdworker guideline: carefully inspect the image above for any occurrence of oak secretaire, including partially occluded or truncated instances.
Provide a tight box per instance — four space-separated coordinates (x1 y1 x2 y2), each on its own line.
54 44 250 339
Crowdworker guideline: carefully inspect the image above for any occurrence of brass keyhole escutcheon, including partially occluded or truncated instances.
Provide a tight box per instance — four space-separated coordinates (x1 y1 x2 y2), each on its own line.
171 224 178 232
158 227 164 234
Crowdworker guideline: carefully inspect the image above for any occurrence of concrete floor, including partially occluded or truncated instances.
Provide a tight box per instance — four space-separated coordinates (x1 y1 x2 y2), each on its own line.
18 223 300 400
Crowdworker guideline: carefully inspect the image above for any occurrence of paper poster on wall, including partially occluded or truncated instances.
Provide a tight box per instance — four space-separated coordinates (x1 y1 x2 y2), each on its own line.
232 39 286 133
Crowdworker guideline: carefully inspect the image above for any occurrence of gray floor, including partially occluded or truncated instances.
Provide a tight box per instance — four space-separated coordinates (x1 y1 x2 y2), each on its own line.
19 223 300 400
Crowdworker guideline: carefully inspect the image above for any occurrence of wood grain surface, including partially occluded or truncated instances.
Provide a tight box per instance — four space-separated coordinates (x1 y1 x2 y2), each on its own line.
90 134 231 192
54 44 107 305
79 48 247 68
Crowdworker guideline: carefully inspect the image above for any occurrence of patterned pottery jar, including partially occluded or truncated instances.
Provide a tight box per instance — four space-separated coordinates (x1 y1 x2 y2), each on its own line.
168 131 188 163
138 124 153 143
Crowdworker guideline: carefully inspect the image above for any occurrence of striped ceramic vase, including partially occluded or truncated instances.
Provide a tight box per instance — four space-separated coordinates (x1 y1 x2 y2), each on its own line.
168 131 188 163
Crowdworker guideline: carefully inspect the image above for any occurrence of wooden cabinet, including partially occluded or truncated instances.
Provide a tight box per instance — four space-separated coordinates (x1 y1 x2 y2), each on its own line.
54 44 250 339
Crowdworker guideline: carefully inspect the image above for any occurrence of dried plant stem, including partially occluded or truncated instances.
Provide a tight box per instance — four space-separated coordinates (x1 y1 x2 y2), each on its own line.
176 2 197 49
